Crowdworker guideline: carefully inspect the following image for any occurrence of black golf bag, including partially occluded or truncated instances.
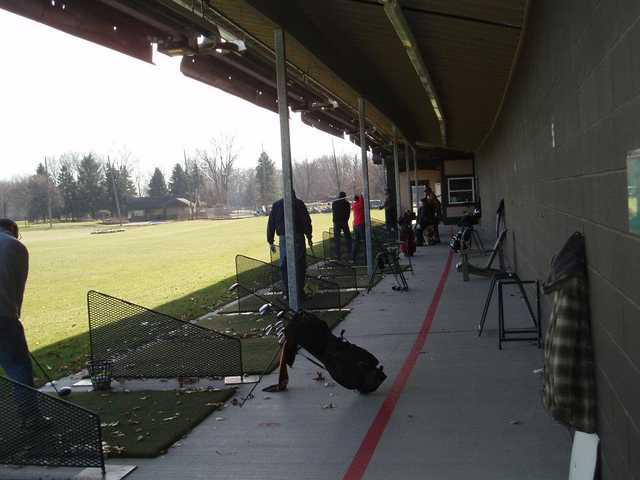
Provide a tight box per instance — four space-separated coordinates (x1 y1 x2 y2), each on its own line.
282 311 386 394
449 206 481 252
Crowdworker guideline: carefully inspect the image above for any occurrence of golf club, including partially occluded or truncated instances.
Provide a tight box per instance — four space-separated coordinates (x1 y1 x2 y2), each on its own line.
229 282 329 402
239 344 283 407
30 353 72 397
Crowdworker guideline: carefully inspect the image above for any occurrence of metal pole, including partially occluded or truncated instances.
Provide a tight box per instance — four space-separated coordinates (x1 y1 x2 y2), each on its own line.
358 98 374 279
393 127 401 238
404 142 411 214
413 146 418 214
44 157 53 229
275 29 300 312
108 157 122 226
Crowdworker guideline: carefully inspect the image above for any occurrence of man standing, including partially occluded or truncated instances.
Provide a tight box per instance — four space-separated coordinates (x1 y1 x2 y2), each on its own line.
331 192 351 260
267 192 313 301
383 188 396 231
0 219 37 396
351 194 365 263
416 197 428 246
420 191 441 245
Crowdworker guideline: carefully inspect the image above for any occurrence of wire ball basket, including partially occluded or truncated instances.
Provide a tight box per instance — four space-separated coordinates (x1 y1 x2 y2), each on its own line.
86 359 113 391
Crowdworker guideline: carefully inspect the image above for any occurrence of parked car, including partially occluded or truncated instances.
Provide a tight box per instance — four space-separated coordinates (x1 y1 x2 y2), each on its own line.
369 199 384 209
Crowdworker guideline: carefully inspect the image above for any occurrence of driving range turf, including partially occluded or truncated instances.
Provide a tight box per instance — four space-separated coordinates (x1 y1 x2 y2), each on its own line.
18 212 385 383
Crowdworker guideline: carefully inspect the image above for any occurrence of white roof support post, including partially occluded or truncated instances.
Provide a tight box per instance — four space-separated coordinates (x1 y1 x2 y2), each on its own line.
274 28 300 312
358 98 374 280
413 146 418 215
404 142 411 214
393 126 401 239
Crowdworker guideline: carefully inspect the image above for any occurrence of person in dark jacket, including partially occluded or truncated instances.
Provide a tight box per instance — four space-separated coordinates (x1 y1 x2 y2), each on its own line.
0 218 39 421
431 193 442 244
383 189 396 231
267 193 313 299
331 192 351 260
419 191 441 245
416 197 428 246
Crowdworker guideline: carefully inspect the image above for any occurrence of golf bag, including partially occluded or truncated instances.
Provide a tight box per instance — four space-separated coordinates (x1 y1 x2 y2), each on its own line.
282 311 386 394
400 227 416 256
398 210 416 256
449 206 481 253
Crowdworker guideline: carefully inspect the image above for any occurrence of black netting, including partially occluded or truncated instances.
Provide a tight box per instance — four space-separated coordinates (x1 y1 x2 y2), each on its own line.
236 254 282 295
87 291 243 379
304 275 345 308
322 231 334 260
227 255 354 313
308 259 359 289
372 224 397 247
0 376 104 470
268 245 323 280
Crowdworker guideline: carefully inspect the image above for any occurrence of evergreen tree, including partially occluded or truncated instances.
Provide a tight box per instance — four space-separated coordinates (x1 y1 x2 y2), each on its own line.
77 154 105 218
256 151 276 207
241 169 257 208
103 161 135 217
27 167 49 222
57 163 78 220
120 165 137 198
169 163 189 197
148 168 168 198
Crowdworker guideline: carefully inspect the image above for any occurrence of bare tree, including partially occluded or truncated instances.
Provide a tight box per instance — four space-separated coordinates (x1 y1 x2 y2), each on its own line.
199 134 239 206
58 151 80 172
330 141 344 192
293 158 319 201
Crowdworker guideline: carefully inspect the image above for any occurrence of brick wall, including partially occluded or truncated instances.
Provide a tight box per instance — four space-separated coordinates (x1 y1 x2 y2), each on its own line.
476 1 640 478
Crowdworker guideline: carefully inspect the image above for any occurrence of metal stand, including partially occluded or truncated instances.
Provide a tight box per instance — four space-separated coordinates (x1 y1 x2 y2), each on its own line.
497 279 541 349
369 247 408 292
477 272 541 349
469 229 485 252
457 229 507 282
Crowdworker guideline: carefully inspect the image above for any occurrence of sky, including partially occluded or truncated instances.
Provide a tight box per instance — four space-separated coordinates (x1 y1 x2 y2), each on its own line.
0 9 360 181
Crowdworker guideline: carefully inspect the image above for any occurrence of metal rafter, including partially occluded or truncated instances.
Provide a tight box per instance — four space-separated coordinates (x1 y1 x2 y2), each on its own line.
382 0 447 146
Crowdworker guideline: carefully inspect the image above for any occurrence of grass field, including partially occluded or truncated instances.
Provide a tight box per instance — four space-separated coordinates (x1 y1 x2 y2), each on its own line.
19 211 384 382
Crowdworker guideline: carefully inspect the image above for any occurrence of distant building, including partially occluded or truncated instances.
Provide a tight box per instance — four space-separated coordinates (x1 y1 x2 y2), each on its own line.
127 196 194 221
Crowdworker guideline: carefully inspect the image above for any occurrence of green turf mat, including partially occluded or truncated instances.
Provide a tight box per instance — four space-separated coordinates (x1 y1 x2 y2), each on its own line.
206 310 350 374
68 389 234 458
198 313 271 337
218 290 359 313
198 310 348 336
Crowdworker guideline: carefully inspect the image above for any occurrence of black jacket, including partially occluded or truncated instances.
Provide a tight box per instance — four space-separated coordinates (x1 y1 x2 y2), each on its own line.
267 197 313 244
332 198 351 225
0 231 29 322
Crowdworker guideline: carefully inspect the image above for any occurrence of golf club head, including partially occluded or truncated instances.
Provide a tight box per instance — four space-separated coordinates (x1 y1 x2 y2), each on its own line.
228 282 240 292
276 310 286 319
259 303 273 316
264 324 274 336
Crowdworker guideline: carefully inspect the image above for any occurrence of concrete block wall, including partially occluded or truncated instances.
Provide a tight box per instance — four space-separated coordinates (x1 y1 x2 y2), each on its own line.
476 0 640 478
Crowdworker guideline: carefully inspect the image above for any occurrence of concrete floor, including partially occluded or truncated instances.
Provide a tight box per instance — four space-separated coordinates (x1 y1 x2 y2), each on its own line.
114 243 570 480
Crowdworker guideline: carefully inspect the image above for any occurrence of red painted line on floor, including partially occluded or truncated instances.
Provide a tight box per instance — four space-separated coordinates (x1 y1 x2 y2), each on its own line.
343 251 454 480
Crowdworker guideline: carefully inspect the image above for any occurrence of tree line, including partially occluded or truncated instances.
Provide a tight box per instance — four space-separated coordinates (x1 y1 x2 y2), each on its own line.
0 135 386 222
